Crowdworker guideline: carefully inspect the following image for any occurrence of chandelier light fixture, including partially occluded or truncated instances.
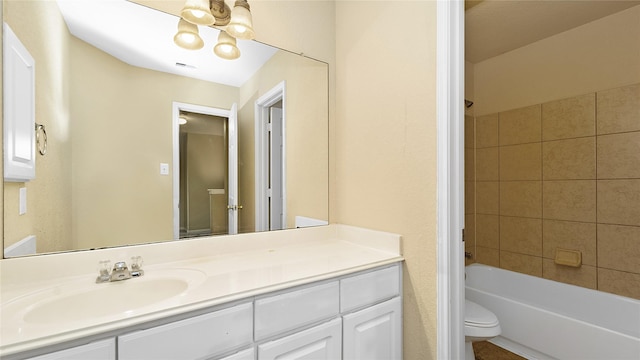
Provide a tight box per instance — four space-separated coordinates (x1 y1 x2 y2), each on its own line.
174 0 255 60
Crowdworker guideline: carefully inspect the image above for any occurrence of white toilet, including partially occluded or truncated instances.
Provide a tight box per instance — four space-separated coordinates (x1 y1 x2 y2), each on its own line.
465 299 501 360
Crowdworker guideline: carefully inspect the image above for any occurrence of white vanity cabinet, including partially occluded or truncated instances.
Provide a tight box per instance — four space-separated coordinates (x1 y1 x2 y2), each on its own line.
26 339 115 360
11 263 402 360
118 302 253 360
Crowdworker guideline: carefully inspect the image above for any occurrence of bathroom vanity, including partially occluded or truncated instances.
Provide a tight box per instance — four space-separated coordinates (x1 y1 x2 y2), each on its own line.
0 225 403 360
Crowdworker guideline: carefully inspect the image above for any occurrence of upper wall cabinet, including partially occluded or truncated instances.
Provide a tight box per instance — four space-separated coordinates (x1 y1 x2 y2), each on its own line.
3 22 36 182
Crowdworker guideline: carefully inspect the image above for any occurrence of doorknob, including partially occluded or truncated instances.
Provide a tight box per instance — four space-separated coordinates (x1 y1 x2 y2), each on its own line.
227 205 243 211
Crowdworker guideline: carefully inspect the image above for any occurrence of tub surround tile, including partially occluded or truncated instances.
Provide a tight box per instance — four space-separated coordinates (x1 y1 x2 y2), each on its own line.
542 260 597 290
476 214 500 249
465 115 475 149
476 147 499 181
542 93 596 141
598 268 640 299
542 220 596 266
500 181 542 218
543 180 596 223
465 148 476 181
476 246 500 268
476 114 499 148
597 224 640 274
500 216 542 256
597 83 640 135
500 251 543 277
500 143 541 181
465 181 475 213
476 181 500 215
499 105 541 146
597 131 640 179
542 137 596 180
465 214 476 247
597 179 640 227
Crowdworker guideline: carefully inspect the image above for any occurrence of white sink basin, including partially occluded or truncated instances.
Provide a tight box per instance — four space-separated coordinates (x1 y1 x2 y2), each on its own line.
6 268 207 325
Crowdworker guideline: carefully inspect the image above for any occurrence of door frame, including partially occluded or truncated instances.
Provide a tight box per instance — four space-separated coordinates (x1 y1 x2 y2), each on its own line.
254 81 286 232
436 0 465 358
172 102 233 240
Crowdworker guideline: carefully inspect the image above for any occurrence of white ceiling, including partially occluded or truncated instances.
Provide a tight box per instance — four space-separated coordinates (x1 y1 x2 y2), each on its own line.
466 0 640 63
56 0 278 87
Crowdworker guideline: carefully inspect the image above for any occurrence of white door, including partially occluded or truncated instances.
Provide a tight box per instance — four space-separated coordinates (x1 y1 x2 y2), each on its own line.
257 318 342 360
269 106 284 230
227 103 239 234
342 297 402 360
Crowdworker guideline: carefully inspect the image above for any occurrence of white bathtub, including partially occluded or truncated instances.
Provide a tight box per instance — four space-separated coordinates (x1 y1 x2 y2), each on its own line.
465 264 640 360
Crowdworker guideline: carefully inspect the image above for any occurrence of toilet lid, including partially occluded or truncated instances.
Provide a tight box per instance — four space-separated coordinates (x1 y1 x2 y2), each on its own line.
465 300 499 328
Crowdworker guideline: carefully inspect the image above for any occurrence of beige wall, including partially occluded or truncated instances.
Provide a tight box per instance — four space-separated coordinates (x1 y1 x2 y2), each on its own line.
3 0 73 253
473 5 640 116
469 6 640 300
335 2 438 359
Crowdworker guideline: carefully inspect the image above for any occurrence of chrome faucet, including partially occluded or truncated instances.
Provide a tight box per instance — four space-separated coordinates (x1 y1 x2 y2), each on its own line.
96 257 144 283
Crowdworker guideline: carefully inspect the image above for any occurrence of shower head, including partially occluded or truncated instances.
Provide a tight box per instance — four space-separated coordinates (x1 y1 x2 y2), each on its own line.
465 99 474 108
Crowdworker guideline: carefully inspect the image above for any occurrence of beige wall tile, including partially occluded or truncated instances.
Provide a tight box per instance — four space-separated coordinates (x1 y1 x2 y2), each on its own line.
465 214 476 247
543 180 596 222
542 259 597 289
597 131 640 179
542 93 595 141
598 224 640 274
542 137 596 180
476 147 499 181
476 246 500 268
476 214 500 249
465 115 475 149
499 105 541 145
465 148 475 181
598 268 640 300
598 179 640 226
500 181 541 218
500 251 542 277
465 181 475 214
476 181 499 215
500 143 541 181
543 219 596 266
597 83 640 134
500 216 542 256
476 114 498 148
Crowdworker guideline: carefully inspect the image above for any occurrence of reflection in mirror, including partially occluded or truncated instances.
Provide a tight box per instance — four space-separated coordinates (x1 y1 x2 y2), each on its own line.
3 0 328 258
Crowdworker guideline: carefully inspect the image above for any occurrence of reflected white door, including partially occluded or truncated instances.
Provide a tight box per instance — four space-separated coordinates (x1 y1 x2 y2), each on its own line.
227 103 239 234
269 107 284 230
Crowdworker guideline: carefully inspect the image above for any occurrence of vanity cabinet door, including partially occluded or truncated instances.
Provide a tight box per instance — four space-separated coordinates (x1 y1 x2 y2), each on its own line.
27 338 115 360
216 347 255 360
118 302 253 360
257 318 342 360
342 297 402 360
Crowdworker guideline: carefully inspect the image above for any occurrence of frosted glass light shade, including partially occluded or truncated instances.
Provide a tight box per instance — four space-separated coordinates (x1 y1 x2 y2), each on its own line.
226 2 255 40
173 19 204 50
214 31 240 60
181 0 215 26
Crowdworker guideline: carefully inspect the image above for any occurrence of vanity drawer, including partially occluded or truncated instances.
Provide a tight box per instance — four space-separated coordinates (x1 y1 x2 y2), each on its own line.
254 281 339 341
118 302 253 360
340 264 400 313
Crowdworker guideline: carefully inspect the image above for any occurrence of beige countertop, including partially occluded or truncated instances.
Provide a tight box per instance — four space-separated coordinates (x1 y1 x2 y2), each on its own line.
0 224 403 357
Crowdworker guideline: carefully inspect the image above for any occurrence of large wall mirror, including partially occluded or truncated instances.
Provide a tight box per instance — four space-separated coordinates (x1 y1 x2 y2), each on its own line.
3 0 329 258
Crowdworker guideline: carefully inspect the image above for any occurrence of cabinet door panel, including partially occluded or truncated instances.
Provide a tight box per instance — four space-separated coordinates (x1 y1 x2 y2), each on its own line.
217 347 255 360
258 318 342 360
27 338 115 360
342 297 402 360
118 303 253 360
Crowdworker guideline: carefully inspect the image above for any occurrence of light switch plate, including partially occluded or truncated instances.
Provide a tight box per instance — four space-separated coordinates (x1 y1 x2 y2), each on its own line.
19 187 27 215
160 163 169 175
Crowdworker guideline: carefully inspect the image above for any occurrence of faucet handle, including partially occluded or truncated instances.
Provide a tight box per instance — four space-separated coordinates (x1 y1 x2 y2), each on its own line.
113 261 128 271
96 260 111 283
130 256 144 277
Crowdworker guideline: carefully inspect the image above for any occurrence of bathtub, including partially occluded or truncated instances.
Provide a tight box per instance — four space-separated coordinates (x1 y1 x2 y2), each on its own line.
465 264 640 360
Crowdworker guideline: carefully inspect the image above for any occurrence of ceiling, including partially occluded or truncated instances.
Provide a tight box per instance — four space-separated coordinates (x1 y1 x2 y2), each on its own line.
56 0 277 87
466 0 640 63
